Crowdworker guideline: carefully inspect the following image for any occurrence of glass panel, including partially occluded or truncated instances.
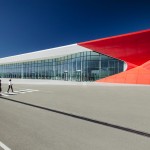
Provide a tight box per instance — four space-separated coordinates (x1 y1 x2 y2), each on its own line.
0 51 124 81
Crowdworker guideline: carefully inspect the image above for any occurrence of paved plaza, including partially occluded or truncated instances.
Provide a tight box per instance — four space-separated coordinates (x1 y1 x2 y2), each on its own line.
0 79 150 150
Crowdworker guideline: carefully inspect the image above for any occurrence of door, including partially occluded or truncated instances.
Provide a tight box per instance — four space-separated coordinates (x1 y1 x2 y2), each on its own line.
76 70 81 81
64 71 68 81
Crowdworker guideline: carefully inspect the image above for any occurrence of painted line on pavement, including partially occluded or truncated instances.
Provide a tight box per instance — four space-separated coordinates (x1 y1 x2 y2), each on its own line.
4 92 17 95
0 141 11 150
1 94 9 97
1 89 39 96
25 90 39 92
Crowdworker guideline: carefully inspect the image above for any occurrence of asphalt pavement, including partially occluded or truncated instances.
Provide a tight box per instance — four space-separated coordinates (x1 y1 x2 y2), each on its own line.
0 82 150 150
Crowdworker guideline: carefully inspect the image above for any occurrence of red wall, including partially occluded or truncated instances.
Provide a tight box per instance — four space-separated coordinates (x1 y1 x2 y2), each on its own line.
78 29 150 84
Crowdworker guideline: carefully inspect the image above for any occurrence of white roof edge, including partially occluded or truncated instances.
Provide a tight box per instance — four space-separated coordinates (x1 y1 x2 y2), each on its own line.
0 44 92 65
0 44 76 59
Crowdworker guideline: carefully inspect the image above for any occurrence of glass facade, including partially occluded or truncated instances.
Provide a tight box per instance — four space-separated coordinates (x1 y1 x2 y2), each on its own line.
0 51 124 81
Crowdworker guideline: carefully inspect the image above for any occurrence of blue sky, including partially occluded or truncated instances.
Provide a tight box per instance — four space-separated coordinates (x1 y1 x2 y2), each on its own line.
0 0 150 58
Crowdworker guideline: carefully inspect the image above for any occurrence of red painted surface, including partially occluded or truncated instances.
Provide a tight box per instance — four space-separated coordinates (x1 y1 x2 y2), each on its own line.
78 29 150 84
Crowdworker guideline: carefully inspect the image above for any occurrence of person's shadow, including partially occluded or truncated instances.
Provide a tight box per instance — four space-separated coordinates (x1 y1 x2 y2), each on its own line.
5 92 18 95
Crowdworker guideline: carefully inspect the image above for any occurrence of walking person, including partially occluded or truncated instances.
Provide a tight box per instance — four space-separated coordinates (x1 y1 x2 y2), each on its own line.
7 79 14 93
0 79 2 96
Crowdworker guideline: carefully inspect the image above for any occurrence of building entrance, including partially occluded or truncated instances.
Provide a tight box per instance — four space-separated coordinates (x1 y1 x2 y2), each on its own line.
64 71 68 81
76 70 81 81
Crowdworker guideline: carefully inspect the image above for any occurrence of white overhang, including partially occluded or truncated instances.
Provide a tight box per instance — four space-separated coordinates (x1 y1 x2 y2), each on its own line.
0 44 92 65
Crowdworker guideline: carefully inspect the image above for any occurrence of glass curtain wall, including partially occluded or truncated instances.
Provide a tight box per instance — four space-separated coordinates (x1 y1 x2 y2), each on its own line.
0 51 124 81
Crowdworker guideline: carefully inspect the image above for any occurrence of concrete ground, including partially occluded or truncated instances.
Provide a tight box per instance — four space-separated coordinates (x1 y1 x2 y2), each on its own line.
0 79 150 150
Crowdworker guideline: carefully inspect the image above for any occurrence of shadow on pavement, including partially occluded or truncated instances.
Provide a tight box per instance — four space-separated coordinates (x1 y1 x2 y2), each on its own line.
0 96 150 138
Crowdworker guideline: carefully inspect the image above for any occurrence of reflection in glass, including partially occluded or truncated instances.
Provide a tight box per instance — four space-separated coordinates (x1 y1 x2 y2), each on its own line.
0 51 124 81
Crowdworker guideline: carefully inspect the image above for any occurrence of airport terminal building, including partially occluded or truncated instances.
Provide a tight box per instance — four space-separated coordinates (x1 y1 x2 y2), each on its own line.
0 45 124 82
0 29 150 84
